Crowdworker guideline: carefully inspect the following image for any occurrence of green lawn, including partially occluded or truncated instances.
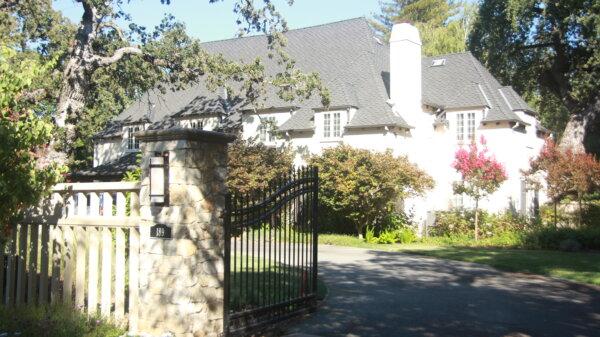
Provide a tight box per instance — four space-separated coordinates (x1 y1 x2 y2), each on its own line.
319 234 600 286
230 256 327 311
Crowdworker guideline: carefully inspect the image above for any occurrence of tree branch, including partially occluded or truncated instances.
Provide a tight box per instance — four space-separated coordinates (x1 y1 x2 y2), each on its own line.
518 42 555 50
91 46 142 66
97 20 125 40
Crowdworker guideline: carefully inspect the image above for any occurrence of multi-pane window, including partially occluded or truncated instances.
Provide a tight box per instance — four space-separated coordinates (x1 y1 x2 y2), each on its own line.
467 113 475 140
191 120 203 129
323 112 341 138
127 126 141 150
333 112 341 137
258 117 276 143
323 114 331 138
456 113 464 141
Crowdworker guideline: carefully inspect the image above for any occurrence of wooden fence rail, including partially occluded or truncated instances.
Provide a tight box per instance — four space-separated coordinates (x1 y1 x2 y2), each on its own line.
1 182 141 331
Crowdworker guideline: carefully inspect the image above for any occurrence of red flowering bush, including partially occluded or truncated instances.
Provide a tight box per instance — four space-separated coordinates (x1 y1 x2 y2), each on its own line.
452 136 507 239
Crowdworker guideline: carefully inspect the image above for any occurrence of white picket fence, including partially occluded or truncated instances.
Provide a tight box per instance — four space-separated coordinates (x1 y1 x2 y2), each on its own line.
1 182 141 330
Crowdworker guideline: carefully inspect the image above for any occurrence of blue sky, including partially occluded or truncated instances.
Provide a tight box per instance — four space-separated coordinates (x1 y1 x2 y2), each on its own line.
52 0 381 42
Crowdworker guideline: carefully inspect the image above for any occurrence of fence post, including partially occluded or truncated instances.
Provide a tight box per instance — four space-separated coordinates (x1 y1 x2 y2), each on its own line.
136 128 235 337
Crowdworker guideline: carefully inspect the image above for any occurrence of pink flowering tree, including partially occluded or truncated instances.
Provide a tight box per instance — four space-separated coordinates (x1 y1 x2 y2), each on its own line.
453 136 507 240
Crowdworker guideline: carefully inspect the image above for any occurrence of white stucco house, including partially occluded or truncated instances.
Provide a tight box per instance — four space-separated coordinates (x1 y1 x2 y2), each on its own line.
82 18 549 225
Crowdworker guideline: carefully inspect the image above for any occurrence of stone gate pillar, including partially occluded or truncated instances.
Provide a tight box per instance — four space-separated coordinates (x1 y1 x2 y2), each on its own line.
136 128 235 337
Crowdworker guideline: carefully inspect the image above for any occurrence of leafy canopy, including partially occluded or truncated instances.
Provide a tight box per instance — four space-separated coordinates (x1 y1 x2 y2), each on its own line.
0 46 64 233
1 0 331 168
309 145 434 237
371 0 476 56
527 140 600 202
469 0 600 149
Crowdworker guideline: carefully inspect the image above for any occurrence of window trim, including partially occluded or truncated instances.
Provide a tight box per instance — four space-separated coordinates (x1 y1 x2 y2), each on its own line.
322 111 342 140
258 116 276 143
126 125 142 151
467 112 475 141
456 113 464 141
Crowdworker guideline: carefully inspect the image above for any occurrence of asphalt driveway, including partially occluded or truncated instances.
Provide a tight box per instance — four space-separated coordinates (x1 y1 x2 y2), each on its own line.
285 245 600 337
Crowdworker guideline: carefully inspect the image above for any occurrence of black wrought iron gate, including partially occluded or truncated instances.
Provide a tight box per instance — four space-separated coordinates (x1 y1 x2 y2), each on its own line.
223 167 319 336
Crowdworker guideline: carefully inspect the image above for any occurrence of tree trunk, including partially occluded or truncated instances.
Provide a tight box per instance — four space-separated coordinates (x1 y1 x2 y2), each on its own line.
357 223 364 240
559 96 600 154
553 201 558 227
474 199 479 241
56 58 92 158
578 196 583 227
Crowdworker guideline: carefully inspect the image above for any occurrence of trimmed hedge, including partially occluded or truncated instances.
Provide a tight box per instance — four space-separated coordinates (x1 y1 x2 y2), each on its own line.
524 226 600 251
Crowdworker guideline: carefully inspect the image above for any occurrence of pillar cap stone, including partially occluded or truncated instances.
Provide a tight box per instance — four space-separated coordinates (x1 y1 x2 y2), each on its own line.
136 127 236 144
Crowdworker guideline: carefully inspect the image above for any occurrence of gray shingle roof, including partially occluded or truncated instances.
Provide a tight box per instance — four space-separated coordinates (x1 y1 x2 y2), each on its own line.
71 152 138 181
100 17 533 137
421 52 531 123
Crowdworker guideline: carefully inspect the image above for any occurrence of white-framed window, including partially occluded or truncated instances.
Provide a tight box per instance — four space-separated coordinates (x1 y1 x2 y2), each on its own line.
467 112 475 140
258 117 276 143
456 113 464 141
127 125 141 150
323 112 341 138
191 120 203 129
323 114 331 138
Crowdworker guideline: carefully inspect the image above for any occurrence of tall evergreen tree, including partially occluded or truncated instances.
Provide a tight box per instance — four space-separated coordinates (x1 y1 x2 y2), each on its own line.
370 0 476 56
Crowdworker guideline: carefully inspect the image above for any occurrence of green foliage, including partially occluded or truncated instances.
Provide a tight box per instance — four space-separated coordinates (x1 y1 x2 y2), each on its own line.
395 228 418 244
376 230 397 244
226 139 293 195
365 226 378 244
308 145 434 237
0 47 63 234
539 200 600 228
371 0 477 56
524 226 600 251
0 304 124 337
469 0 600 148
432 209 528 238
1 1 331 168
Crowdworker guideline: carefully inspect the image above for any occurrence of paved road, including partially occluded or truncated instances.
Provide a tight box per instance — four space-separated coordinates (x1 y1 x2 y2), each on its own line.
285 245 600 337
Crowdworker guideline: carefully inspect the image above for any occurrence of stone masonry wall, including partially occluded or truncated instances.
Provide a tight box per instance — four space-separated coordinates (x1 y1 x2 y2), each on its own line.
136 130 234 337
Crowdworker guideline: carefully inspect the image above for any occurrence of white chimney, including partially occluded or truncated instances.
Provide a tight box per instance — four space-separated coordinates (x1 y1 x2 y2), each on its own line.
389 22 422 116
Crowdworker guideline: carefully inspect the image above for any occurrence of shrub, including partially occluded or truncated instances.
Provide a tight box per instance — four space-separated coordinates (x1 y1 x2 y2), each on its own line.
395 228 417 244
0 304 124 337
227 139 293 194
0 47 63 236
524 226 600 250
365 226 377 244
432 209 528 238
539 200 600 228
309 145 434 237
377 230 397 244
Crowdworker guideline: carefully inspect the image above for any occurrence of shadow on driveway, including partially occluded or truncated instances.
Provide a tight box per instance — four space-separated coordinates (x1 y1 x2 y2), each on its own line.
285 246 600 337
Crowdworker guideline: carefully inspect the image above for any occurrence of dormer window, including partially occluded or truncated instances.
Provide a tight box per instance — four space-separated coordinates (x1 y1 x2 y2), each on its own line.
127 125 141 150
323 112 341 138
258 117 276 143
431 59 446 67
191 120 203 129
457 112 475 142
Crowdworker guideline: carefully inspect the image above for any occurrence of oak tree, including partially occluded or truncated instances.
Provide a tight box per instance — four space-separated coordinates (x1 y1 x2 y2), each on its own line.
469 0 600 155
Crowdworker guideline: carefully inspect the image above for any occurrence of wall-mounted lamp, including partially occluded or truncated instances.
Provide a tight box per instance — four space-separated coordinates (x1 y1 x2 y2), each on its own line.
150 151 169 206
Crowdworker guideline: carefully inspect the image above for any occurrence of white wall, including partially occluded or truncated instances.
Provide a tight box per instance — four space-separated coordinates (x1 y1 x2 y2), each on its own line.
241 110 293 147
93 138 123 167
